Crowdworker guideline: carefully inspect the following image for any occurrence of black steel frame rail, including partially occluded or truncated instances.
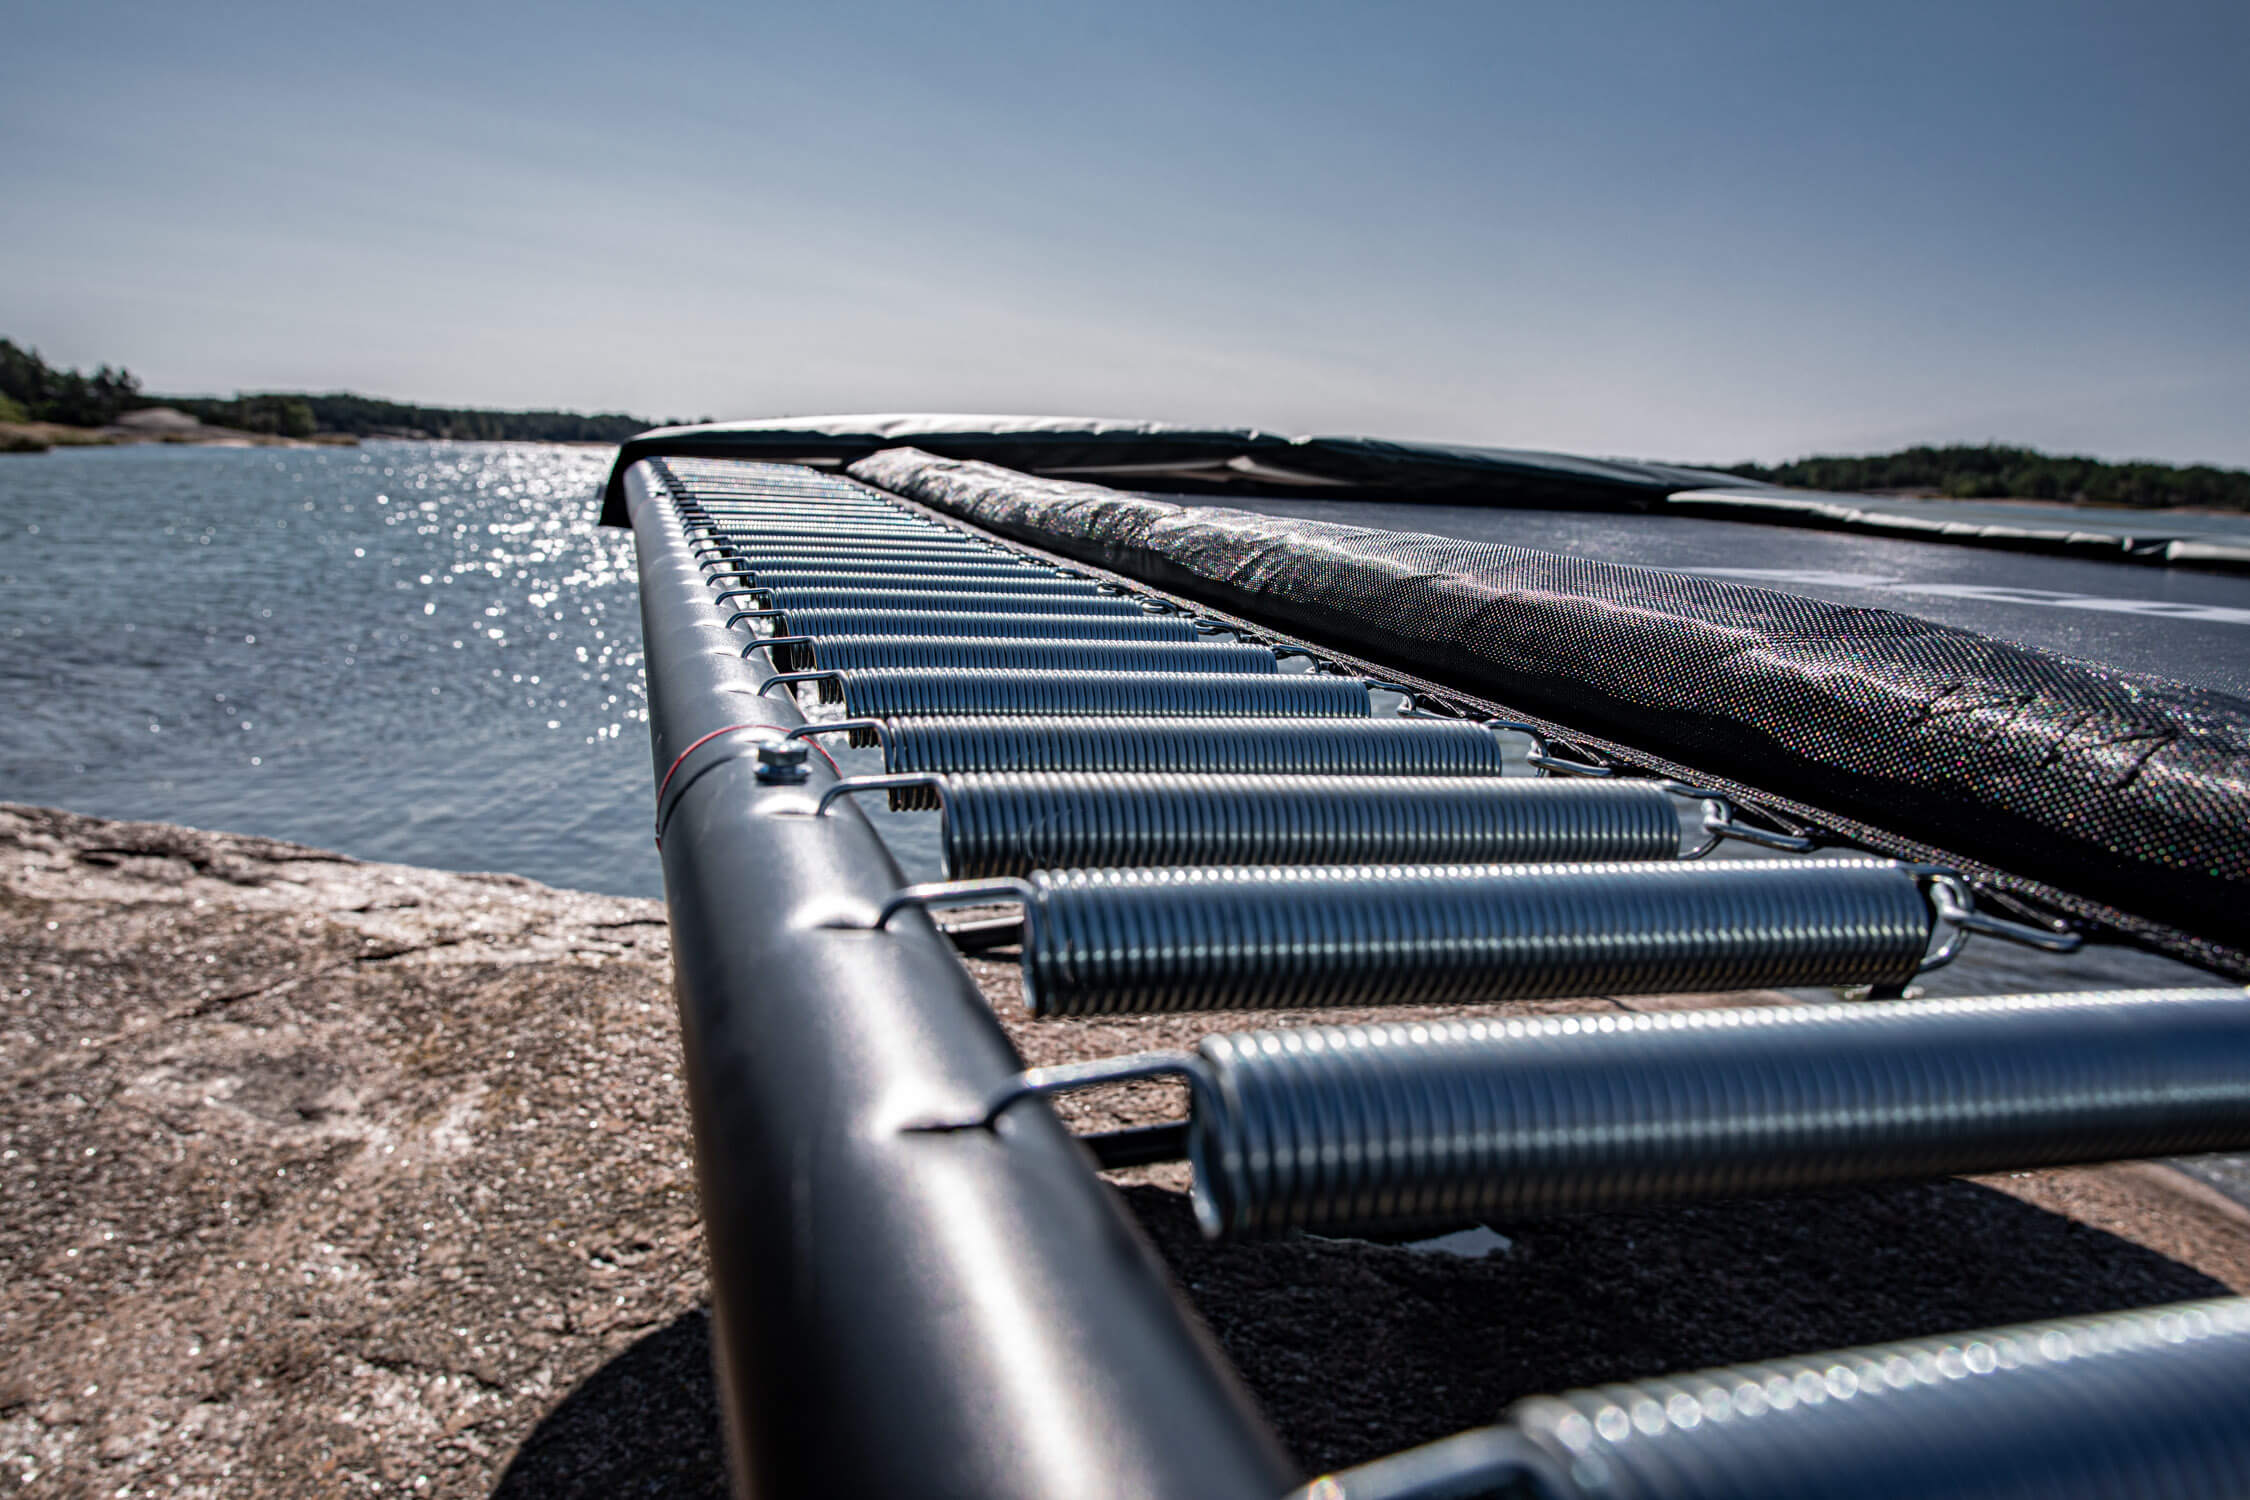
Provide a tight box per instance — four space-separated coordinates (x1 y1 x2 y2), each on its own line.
626 461 1294 1499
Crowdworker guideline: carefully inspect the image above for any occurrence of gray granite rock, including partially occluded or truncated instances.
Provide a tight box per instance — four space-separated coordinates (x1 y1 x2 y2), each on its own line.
0 805 717 1497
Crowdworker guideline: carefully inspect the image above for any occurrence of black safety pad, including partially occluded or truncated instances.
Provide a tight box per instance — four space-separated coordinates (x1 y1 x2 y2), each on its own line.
851 448 2250 959
598 413 1749 527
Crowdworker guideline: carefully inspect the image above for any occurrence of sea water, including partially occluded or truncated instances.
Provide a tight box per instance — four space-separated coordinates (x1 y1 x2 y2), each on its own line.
0 441 668 896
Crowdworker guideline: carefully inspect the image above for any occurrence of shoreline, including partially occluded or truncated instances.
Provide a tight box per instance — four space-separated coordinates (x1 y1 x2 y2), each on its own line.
6 804 2247 1492
0 424 639 454
0 420 360 453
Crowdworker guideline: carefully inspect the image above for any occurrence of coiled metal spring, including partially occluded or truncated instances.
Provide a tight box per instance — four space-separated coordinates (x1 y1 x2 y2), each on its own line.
795 716 1519 807
690 519 977 538
879 860 2076 1016
698 537 1000 556
819 772 1688 875
714 571 1113 600
728 610 1212 654
765 667 1370 726
748 636 1278 686
684 499 922 517
687 529 1002 554
688 512 936 530
724 587 1162 620
705 544 1012 567
961 987 2250 1240
689 527 1008 550
1300 1297 2250 1500
690 507 916 524
702 557 1063 583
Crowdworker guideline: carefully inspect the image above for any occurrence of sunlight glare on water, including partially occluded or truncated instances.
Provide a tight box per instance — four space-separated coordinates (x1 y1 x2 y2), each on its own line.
0 441 662 896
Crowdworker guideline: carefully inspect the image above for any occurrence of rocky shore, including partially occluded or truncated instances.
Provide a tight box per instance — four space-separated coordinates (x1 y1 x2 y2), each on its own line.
0 807 705 1497
0 408 360 454
5 804 2246 1495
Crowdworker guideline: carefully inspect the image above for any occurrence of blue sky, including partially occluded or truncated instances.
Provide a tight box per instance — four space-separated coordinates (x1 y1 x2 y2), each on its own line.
4 1 2245 466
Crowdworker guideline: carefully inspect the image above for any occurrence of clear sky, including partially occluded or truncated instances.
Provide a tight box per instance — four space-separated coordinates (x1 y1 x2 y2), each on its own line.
4 1 2245 466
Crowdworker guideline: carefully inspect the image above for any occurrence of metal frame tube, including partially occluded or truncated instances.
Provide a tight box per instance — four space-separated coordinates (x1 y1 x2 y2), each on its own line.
625 461 1293 1499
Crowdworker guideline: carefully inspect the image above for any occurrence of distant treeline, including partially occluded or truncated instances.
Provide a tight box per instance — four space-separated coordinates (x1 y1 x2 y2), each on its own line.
1723 444 2250 512
1 338 677 442
0 339 145 426
166 391 670 443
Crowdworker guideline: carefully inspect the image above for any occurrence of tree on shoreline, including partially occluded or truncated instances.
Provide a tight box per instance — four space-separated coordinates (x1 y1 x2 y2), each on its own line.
1725 443 2250 513
0 339 145 426
0 337 667 443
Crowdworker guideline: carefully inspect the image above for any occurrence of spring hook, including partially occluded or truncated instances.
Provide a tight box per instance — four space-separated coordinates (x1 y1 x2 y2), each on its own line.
873 877 1042 935
1356 679 1445 716
1920 870 2082 968
1482 719 1615 777
787 719 888 753
1660 782 1821 857
912 1050 1202 1135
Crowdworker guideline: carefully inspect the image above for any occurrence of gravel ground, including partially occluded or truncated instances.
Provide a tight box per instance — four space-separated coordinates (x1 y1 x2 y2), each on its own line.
5 805 2245 1495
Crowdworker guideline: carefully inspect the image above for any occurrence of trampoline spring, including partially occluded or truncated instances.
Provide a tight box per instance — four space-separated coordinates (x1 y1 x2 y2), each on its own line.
718 608 1211 649
681 489 909 502
691 548 1030 573
762 667 1372 724
785 716 1523 807
708 572 1120 600
941 986 2247 1238
698 557 1060 582
679 494 914 509
871 860 2078 1017
741 635 1280 684
692 523 958 545
698 563 1069 590
685 499 907 513
669 473 871 487
697 539 1003 557
683 506 914 524
723 588 1169 621
684 521 985 539
680 495 923 510
695 555 1066 579
686 516 962 535
812 771 1725 875
696 544 1004 565
707 555 1016 579
671 475 886 491
688 532 975 554
684 530 967 555
1299 1297 2250 1500
702 547 1013 569
684 508 946 524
